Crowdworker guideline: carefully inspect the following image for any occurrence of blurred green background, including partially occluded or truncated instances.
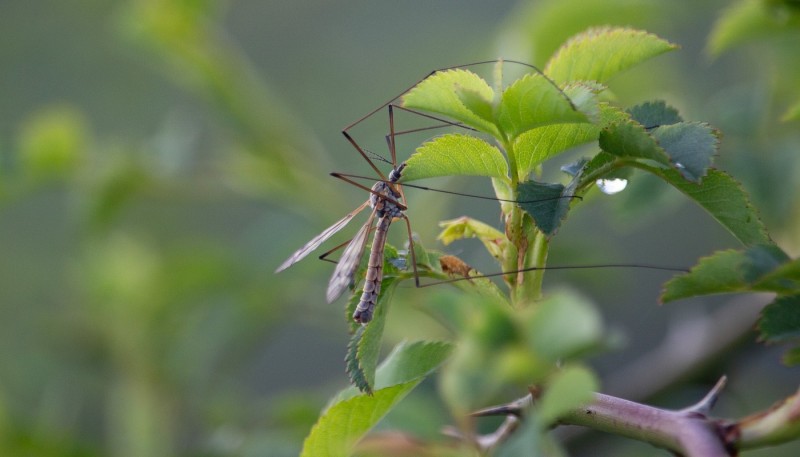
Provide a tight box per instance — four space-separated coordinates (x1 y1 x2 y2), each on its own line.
1 0 799 456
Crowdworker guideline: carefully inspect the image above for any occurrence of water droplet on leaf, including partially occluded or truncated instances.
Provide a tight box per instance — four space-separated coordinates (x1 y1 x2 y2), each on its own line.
596 178 628 195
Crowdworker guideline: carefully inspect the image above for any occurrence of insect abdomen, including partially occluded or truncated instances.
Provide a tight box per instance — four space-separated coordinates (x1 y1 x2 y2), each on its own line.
353 216 392 324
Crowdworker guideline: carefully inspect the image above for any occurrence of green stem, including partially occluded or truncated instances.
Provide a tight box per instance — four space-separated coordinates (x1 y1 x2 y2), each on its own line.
502 137 550 307
507 205 524 306
525 230 549 302
502 138 525 306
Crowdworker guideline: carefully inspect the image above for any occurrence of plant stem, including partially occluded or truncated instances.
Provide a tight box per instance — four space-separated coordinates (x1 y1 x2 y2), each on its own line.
524 230 548 302
560 392 731 456
502 137 549 306
473 378 734 456
502 137 527 306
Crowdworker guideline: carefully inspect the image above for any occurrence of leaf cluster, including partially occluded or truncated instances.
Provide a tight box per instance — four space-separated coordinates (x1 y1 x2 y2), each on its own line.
303 25 800 456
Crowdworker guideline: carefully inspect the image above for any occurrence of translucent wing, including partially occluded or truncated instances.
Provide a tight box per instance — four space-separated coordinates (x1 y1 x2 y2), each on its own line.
326 210 376 303
275 200 370 273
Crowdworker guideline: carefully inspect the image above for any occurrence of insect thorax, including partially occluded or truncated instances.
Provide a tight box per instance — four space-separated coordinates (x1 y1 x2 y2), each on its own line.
370 180 404 219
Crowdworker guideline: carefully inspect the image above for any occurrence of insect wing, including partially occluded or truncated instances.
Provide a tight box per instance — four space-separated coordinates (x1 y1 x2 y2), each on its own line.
326 211 375 303
275 200 370 273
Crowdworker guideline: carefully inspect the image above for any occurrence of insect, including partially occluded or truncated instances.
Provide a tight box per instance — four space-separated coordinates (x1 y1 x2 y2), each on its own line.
275 100 419 323
274 163 412 324
276 60 686 324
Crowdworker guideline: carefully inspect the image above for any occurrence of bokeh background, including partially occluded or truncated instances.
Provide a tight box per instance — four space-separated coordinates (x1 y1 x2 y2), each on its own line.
1 0 799 456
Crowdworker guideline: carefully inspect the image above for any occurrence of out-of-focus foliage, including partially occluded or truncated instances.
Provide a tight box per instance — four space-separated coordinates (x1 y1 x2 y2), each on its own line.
2 0 800 456
1 1 327 456
17 106 88 184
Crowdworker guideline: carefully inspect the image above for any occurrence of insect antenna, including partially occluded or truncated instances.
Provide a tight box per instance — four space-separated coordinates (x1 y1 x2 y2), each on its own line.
330 171 583 205
363 148 392 166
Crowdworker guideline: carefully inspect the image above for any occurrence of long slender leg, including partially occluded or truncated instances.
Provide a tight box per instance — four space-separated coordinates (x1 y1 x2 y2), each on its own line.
342 59 574 133
341 60 577 184
329 172 407 211
390 105 478 132
386 105 408 205
342 130 388 182
382 104 477 160
388 104 397 166
414 263 689 288
381 105 478 159
400 214 421 289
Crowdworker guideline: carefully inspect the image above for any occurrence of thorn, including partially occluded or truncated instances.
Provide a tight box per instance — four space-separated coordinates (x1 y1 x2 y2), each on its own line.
441 425 463 441
683 375 728 416
471 395 532 418
443 417 521 453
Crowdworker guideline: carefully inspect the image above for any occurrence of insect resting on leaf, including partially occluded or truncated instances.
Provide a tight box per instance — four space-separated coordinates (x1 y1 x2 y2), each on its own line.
276 60 687 324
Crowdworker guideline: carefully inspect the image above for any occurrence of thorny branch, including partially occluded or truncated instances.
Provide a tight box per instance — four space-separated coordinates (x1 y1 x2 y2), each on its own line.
466 375 800 456
448 295 800 455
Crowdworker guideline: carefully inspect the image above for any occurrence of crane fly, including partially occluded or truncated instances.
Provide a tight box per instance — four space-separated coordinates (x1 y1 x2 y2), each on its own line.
275 159 412 324
275 78 421 324
276 60 688 324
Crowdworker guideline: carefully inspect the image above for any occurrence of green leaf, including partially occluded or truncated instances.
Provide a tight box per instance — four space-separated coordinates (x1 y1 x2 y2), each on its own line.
515 123 599 177
757 255 800 291
564 82 604 121
599 118 671 164
545 27 678 84
598 102 633 127
345 327 371 393
307 341 452 457
743 244 793 282
661 250 754 303
627 100 683 127
402 69 498 135
600 117 719 183
661 245 798 303
403 134 508 181
344 277 399 393
495 73 587 139
437 216 507 260
455 86 495 122
526 290 605 361
373 340 453 388
651 122 719 183
645 167 770 246
759 294 800 343
517 175 580 237
334 340 454 405
537 365 599 425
